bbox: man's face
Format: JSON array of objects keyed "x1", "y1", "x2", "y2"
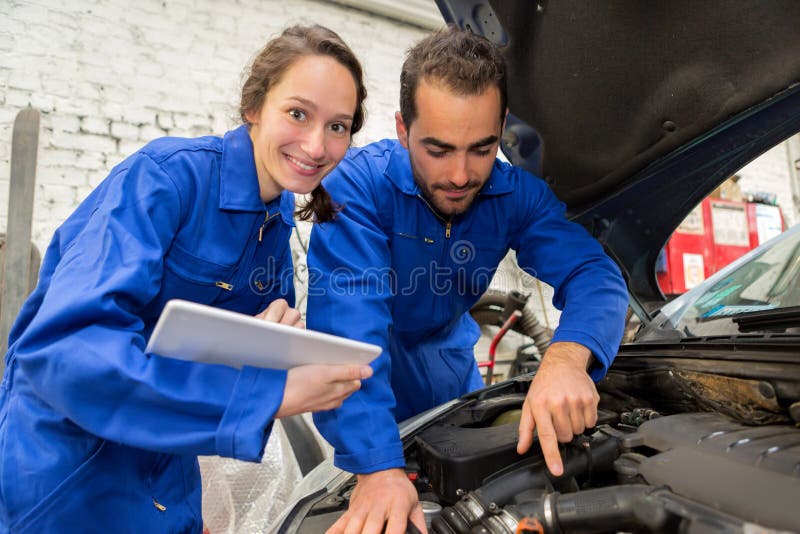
[{"x1": 396, "y1": 78, "x2": 504, "y2": 217}]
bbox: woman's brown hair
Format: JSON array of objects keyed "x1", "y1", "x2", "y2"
[{"x1": 240, "y1": 25, "x2": 367, "y2": 222}]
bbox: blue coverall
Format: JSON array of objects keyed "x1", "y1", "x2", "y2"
[
  {"x1": 307, "y1": 139, "x2": 629, "y2": 474},
  {"x1": 0, "y1": 125, "x2": 295, "y2": 533}
]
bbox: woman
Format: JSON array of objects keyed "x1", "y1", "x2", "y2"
[{"x1": 0, "y1": 25, "x2": 369, "y2": 533}]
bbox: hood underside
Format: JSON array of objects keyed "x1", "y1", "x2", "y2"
[{"x1": 436, "y1": 0, "x2": 800, "y2": 302}]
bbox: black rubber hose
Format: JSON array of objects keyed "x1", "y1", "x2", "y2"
[
  {"x1": 511, "y1": 485, "x2": 675, "y2": 533},
  {"x1": 469, "y1": 290, "x2": 552, "y2": 359},
  {"x1": 436, "y1": 436, "x2": 621, "y2": 533},
  {"x1": 431, "y1": 509, "x2": 465, "y2": 534},
  {"x1": 474, "y1": 435, "x2": 620, "y2": 506},
  {"x1": 472, "y1": 458, "x2": 549, "y2": 509},
  {"x1": 516, "y1": 309, "x2": 551, "y2": 354},
  {"x1": 498, "y1": 290, "x2": 529, "y2": 323}
]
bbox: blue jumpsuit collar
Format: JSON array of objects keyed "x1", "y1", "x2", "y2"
[
  {"x1": 277, "y1": 190, "x2": 296, "y2": 227},
  {"x1": 220, "y1": 125, "x2": 295, "y2": 227},
  {"x1": 382, "y1": 140, "x2": 515, "y2": 198}
]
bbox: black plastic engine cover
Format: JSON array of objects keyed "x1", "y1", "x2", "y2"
[
  {"x1": 414, "y1": 395, "x2": 533, "y2": 503},
  {"x1": 416, "y1": 421, "x2": 526, "y2": 504},
  {"x1": 628, "y1": 412, "x2": 800, "y2": 531},
  {"x1": 415, "y1": 394, "x2": 621, "y2": 504}
]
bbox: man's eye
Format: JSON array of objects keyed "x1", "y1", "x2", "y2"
[
  {"x1": 473, "y1": 149, "x2": 492, "y2": 157},
  {"x1": 428, "y1": 150, "x2": 447, "y2": 158},
  {"x1": 289, "y1": 109, "x2": 307, "y2": 121}
]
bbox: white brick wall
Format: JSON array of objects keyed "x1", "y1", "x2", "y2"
[
  {"x1": 1, "y1": 6, "x2": 431, "y2": 530},
  {"x1": 1, "y1": 0, "x2": 429, "y2": 252},
  {"x1": 738, "y1": 140, "x2": 799, "y2": 228},
  {"x1": 2, "y1": 0, "x2": 798, "y2": 319}
]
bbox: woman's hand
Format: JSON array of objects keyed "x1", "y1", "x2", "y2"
[
  {"x1": 255, "y1": 299, "x2": 373, "y2": 417},
  {"x1": 254, "y1": 299, "x2": 304, "y2": 327},
  {"x1": 277, "y1": 363, "x2": 373, "y2": 418}
]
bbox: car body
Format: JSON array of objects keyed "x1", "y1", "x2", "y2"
[{"x1": 273, "y1": 1, "x2": 800, "y2": 532}]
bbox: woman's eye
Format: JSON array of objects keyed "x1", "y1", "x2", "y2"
[
  {"x1": 289, "y1": 109, "x2": 306, "y2": 121},
  {"x1": 330, "y1": 123, "x2": 350, "y2": 134}
]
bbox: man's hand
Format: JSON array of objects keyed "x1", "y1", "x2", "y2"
[
  {"x1": 516, "y1": 342, "x2": 599, "y2": 477},
  {"x1": 255, "y1": 298, "x2": 303, "y2": 327},
  {"x1": 327, "y1": 468, "x2": 427, "y2": 534}
]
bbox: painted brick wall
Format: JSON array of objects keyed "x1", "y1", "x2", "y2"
[
  {"x1": 0, "y1": 0, "x2": 428, "y2": 253},
  {"x1": 2, "y1": 0, "x2": 797, "y2": 325},
  {"x1": 738, "y1": 141, "x2": 798, "y2": 228}
]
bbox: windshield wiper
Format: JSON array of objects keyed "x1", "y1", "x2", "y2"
[
  {"x1": 731, "y1": 306, "x2": 800, "y2": 333},
  {"x1": 635, "y1": 309, "x2": 691, "y2": 341}
]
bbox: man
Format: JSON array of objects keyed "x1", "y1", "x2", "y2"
[{"x1": 307, "y1": 28, "x2": 628, "y2": 534}]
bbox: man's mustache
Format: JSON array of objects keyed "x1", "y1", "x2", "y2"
[{"x1": 434, "y1": 182, "x2": 482, "y2": 192}]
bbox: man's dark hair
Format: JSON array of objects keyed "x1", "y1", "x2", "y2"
[{"x1": 400, "y1": 26, "x2": 507, "y2": 128}]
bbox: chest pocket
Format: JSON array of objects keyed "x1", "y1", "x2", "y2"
[
  {"x1": 160, "y1": 242, "x2": 237, "y2": 306},
  {"x1": 392, "y1": 231, "x2": 433, "y2": 284},
  {"x1": 460, "y1": 234, "x2": 507, "y2": 270}
]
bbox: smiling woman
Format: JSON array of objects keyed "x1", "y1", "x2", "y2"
[
  {"x1": 0, "y1": 25, "x2": 370, "y2": 534},
  {"x1": 246, "y1": 55, "x2": 358, "y2": 203},
  {"x1": 240, "y1": 25, "x2": 367, "y2": 222}
]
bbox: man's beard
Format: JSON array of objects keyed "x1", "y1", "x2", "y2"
[{"x1": 410, "y1": 157, "x2": 485, "y2": 218}]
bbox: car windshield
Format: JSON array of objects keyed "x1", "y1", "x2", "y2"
[{"x1": 657, "y1": 225, "x2": 800, "y2": 337}]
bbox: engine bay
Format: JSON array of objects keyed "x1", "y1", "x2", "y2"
[{"x1": 289, "y1": 370, "x2": 800, "y2": 533}]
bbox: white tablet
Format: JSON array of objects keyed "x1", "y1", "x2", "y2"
[{"x1": 145, "y1": 299, "x2": 381, "y2": 370}]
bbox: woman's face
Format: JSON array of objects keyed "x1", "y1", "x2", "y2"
[{"x1": 247, "y1": 54, "x2": 358, "y2": 202}]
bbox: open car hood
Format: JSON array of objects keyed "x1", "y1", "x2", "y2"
[{"x1": 435, "y1": 0, "x2": 800, "y2": 310}]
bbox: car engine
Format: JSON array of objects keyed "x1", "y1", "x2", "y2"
[{"x1": 290, "y1": 370, "x2": 800, "y2": 533}]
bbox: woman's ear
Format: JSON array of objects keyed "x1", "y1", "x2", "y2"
[{"x1": 244, "y1": 107, "x2": 260, "y2": 126}]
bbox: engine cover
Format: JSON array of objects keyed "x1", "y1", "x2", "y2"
[
  {"x1": 625, "y1": 413, "x2": 800, "y2": 531},
  {"x1": 414, "y1": 395, "x2": 531, "y2": 503},
  {"x1": 415, "y1": 394, "x2": 618, "y2": 503}
]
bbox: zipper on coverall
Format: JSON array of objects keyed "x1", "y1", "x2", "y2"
[{"x1": 417, "y1": 194, "x2": 452, "y2": 238}]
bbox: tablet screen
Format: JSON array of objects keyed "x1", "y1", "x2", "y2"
[{"x1": 145, "y1": 299, "x2": 381, "y2": 369}]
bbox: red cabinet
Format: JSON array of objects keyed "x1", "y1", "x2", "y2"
[{"x1": 657, "y1": 199, "x2": 785, "y2": 296}]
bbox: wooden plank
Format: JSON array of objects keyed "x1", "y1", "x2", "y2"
[{"x1": 1, "y1": 108, "x2": 40, "y2": 363}]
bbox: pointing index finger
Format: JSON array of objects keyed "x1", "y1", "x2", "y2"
[
  {"x1": 517, "y1": 403, "x2": 536, "y2": 455},
  {"x1": 533, "y1": 405, "x2": 564, "y2": 477}
]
